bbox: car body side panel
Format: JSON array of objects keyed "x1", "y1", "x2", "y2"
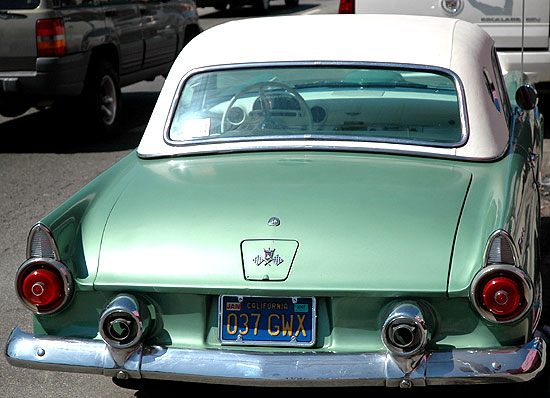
[
  {"x1": 448, "y1": 109, "x2": 541, "y2": 294},
  {"x1": 40, "y1": 152, "x2": 139, "y2": 290}
]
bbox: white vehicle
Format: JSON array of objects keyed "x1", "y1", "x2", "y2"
[{"x1": 339, "y1": 0, "x2": 550, "y2": 85}]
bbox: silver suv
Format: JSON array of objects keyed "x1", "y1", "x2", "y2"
[{"x1": 0, "y1": 0, "x2": 201, "y2": 134}]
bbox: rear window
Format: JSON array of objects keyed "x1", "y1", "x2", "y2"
[
  {"x1": 168, "y1": 65, "x2": 464, "y2": 148},
  {"x1": 0, "y1": 0, "x2": 39, "y2": 9}
]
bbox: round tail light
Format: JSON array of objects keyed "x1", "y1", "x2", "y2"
[
  {"x1": 16, "y1": 258, "x2": 73, "y2": 314},
  {"x1": 21, "y1": 269, "x2": 64, "y2": 307},
  {"x1": 482, "y1": 276, "x2": 521, "y2": 316},
  {"x1": 470, "y1": 265, "x2": 533, "y2": 323}
]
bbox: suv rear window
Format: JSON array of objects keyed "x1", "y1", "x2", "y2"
[
  {"x1": 168, "y1": 65, "x2": 464, "y2": 148},
  {"x1": 0, "y1": 0, "x2": 39, "y2": 9}
]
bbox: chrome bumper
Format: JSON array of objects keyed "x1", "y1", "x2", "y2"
[{"x1": 5, "y1": 327, "x2": 546, "y2": 387}]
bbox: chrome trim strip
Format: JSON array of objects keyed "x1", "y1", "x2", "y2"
[
  {"x1": 6, "y1": 327, "x2": 545, "y2": 387},
  {"x1": 162, "y1": 61, "x2": 469, "y2": 155},
  {"x1": 138, "y1": 141, "x2": 505, "y2": 163}
]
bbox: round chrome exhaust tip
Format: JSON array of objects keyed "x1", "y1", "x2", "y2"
[
  {"x1": 99, "y1": 294, "x2": 150, "y2": 349},
  {"x1": 382, "y1": 302, "x2": 430, "y2": 356}
]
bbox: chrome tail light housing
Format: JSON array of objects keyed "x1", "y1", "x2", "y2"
[
  {"x1": 470, "y1": 229, "x2": 534, "y2": 323},
  {"x1": 16, "y1": 224, "x2": 73, "y2": 314},
  {"x1": 16, "y1": 258, "x2": 74, "y2": 314},
  {"x1": 470, "y1": 265, "x2": 533, "y2": 323}
]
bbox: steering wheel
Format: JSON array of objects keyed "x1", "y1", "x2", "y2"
[{"x1": 221, "y1": 81, "x2": 313, "y2": 133}]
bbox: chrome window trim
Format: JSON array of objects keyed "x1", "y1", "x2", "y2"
[
  {"x1": 491, "y1": 47, "x2": 513, "y2": 125},
  {"x1": 162, "y1": 62, "x2": 470, "y2": 155}
]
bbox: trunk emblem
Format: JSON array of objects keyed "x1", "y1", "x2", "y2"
[
  {"x1": 241, "y1": 240, "x2": 298, "y2": 281},
  {"x1": 441, "y1": 0, "x2": 462, "y2": 15},
  {"x1": 253, "y1": 248, "x2": 284, "y2": 266}
]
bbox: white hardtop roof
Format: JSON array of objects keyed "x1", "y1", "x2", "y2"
[{"x1": 138, "y1": 14, "x2": 511, "y2": 160}]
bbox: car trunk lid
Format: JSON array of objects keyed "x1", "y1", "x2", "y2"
[{"x1": 94, "y1": 152, "x2": 471, "y2": 295}]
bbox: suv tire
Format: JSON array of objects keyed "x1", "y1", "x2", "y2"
[{"x1": 81, "y1": 59, "x2": 121, "y2": 135}]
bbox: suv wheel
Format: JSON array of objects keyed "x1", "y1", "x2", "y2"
[{"x1": 82, "y1": 60, "x2": 121, "y2": 135}]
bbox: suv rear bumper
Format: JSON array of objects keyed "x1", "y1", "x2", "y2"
[
  {"x1": 0, "y1": 53, "x2": 89, "y2": 100},
  {"x1": 5, "y1": 326, "x2": 546, "y2": 388}
]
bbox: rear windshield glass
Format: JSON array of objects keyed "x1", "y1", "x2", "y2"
[
  {"x1": 168, "y1": 66, "x2": 463, "y2": 147},
  {"x1": 0, "y1": 0, "x2": 39, "y2": 9}
]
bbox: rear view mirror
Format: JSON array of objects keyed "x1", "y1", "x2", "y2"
[{"x1": 515, "y1": 84, "x2": 538, "y2": 110}]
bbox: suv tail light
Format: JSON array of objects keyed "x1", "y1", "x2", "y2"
[
  {"x1": 36, "y1": 18, "x2": 67, "y2": 57},
  {"x1": 338, "y1": 0, "x2": 354, "y2": 14}
]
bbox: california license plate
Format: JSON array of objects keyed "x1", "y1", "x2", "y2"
[{"x1": 219, "y1": 295, "x2": 316, "y2": 346}]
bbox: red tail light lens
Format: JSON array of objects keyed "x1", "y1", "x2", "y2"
[
  {"x1": 21, "y1": 269, "x2": 63, "y2": 307},
  {"x1": 338, "y1": 0, "x2": 354, "y2": 14},
  {"x1": 482, "y1": 276, "x2": 521, "y2": 316},
  {"x1": 470, "y1": 265, "x2": 533, "y2": 323},
  {"x1": 16, "y1": 258, "x2": 73, "y2": 314},
  {"x1": 36, "y1": 18, "x2": 67, "y2": 56}
]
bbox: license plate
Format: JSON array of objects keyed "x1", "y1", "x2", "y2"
[{"x1": 219, "y1": 295, "x2": 316, "y2": 346}]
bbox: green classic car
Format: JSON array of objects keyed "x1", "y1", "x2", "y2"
[{"x1": 5, "y1": 14, "x2": 546, "y2": 388}]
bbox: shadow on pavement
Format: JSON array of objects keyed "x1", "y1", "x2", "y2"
[
  {"x1": 199, "y1": 2, "x2": 317, "y2": 18},
  {"x1": 0, "y1": 91, "x2": 158, "y2": 154}
]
